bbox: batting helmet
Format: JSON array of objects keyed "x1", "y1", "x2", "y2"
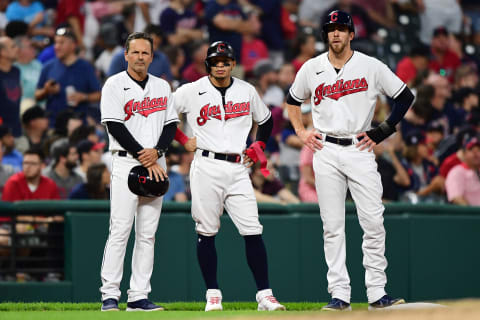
[
  {"x1": 322, "y1": 10, "x2": 355, "y2": 42},
  {"x1": 128, "y1": 165, "x2": 169, "y2": 197},
  {"x1": 204, "y1": 41, "x2": 235, "y2": 73}
]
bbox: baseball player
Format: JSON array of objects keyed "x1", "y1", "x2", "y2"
[
  {"x1": 173, "y1": 41, "x2": 285, "y2": 312},
  {"x1": 286, "y1": 11, "x2": 415, "y2": 310},
  {"x1": 99, "y1": 32, "x2": 179, "y2": 312}
]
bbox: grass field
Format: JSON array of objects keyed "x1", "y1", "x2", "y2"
[
  {"x1": 2, "y1": 300, "x2": 480, "y2": 320},
  {"x1": 0, "y1": 302, "x2": 367, "y2": 320}
]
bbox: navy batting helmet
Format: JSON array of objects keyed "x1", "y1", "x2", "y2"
[
  {"x1": 128, "y1": 165, "x2": 169, "y2": 197},
  {"x1": 205, "y1": 41, "x2": 235, "y2": 73},
  {"x1": 322, "y1": 10, "x2": 355, "y2": 42}
]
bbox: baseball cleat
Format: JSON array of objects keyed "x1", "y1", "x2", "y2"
[
  {"x1": 205, "y1": 289, "x2": 223, "y2": 311},
  {"x1": 101, "y1": 298, "x2": 119, "y2": 311},
  {"x1": 256, "y1": 289, "x2": 286, "y2": 311},
  {"x1": 369, "y1": 295, "x2": 405, "y2": 310},
  {"x1": 126, "y1": 299, "x2": 164, "y2": 311},
  {"x1": 322, "y1": 298, "x2": 352, "y2": 311}
]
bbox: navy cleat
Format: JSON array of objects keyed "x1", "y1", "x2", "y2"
[
  {"x1": 101, "y1": 298, "x2": 119, "y2": 311},
  {"x1": 369, "y1": 295, "x2": 405, "y2": 310},
  {"x1": 126, "y1": 299, "x2": 164, "y2": 311},
  {"x1": 322, "y1": 298, "x2": 352, "y2": 311}
]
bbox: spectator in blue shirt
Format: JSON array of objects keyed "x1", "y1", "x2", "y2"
[
  {"x1": 204, "y1": 0, "x2": 256, "y2": 64},
  {"x1": 5, "y1": 0, "x2": 53, "y2": 39},
  {"x1": 0, "y1": 126, "x2": 23, "y2": 172},
  {"x1": 160, "y1": 0, "x2": 203, "y2": 47},
  {"x1": 163, "y1": 150, "x2": 187, "y2": 202},
  {"x1": 0, "y1": 36, "x2": 22, "y2": 137},
  {"x1": 35, "y1": 27, "x2": 101, "y2": 128}
]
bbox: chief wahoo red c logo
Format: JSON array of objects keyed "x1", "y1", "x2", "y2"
[
  {"x1": 331, "y1": 11, "x2": 338, "y2": 22},
  {"x1": 217, "y1": 43, "x2": 226, "y2": 53}
]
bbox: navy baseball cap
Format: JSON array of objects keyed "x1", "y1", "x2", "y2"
[
  {"x1": 426, "y1": 122, "x2": 444, "y2": 133},
  {"x1": 464, "y1": 136, "x2": 480, "y2": 150},
  {"x1": 77, "y1": 139, "x2": 105, "y2": 156},
  {"x1": 405, "y1": 130, "x2": 426, "y2": 146}
]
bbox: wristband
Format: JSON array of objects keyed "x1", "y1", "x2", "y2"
[{"x1": 174, "y1": 128, "x2": 189, "y2": 146}]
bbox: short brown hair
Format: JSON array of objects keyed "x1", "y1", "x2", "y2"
[{"x1": 125, "y1": 32, "x2": 153, "y2": 53}]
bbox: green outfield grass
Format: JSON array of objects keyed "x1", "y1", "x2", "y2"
[{"x1": 0, "y1": 302, "x2": 370, "y2": 319}]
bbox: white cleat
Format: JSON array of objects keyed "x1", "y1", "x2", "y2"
[
  {"x1": 256, "y1": 289, "x2": 286, "y2": 311},
  {"x1": 205, "y1": 289, "x2": 223, "y2": 311}
]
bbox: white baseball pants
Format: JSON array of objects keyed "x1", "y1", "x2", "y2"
[
  {"x1": 190, "y1": 150, "x2": 263, "y2": 236},
  {"x1": 100, "y1": 154, "x2": 165, "y2": 302},
  {"x1": 313, "y1": 140, "x2": 387, "y2": 304}
]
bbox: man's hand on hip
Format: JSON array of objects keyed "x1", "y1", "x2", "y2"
[{"x1": 298, "y1": 129, "x2": 323, "y2": 151}]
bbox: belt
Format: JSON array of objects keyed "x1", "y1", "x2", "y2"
[
  {"x1": 115, "y1": 150, "x2": 135, "y2": 158},
  {"x1": 324, "y1": 135, "x2": 355, "y2": 146},
  {"x1": 201, "y1": 150, "x2": 241, "y2": 163}
]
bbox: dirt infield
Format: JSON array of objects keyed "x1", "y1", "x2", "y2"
[{"x1": 234, "y1": 299, "x2": 480, "y2": 320}]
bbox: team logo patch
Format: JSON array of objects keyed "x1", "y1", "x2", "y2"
[
  {"x1": 197, "y1": 101, "x2": 250, "y2": 126},
  {"x1": 124, "y1": 97, "x2": 168, "y2": 121},
  {"x1": 313, "y1": 77, "x2": 368, "y2": 105}
]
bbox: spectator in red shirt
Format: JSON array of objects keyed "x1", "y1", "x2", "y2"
[
  {"x1": 55, "y1": 0, "x2": 85, "y2": 48},
  {"x1": 396, "y1": 45, "x2": 430, "y2": 87},
  {"x1": 445, "y1": 136, "x2": 480, "y2": 206},
  {"x1": 2, "y1": 148, "x2": 60, "y2": 201},
  {"x1": 241, "y1": 12, "x2": 269, "y2": 76},
  {"x1": 291, "y1": 31, "x2": 316, "y2": 73},
  {"x1": 428, "y1": 26, "x2": 461, "y2": 83},
  {"x1": 439, "y1": 126, "x2": 478, "y2": 178}
]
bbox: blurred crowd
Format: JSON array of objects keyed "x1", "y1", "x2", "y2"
[{"x1": 0, "y1": 0, "x2": 480, "y2": 208}]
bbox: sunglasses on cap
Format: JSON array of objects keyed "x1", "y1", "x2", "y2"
[{"x1": 55, "y1": 28, "x2": 76, "y2": 41}]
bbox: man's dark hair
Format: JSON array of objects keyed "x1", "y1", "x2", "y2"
[
  {"x1": 69, "y1": 125, "x2": 96, "y2": 146},
  {"x1": 409, "y1": 45, "x2": 430, "y2": 58},
  {"x1": 144, "y1": 24, "x2": 163, "y2": 38},
  {"x1": 125, "y1": 32, "x2": 153, "y2": 53},
  {"x1": 412, "y1": 85, "x2": 435, "y2": 120},
  {"x1": 5, "y1": 21, "x2": 29, "y2": 38},
  {"x1": 52, "y1": 141, "x2": 72, "y2": 165},
  {"x1": 24, "y1": 148, "x2": 45, "y2": 162}
]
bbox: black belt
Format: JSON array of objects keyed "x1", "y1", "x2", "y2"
[
  {"x1": 117, "y1": 151, "x2": 129, "y2": 157},
  {"x1": 201, "y1": 150, "x2": 241, "y2": 163},
  {"x1": 324, "y1": 135, "x2": 355, "y2": 146}
]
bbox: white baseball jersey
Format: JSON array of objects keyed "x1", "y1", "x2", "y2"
[
  {"x1": 101, "y1": 71, "x2": 179, "y2": 150},
  {"x1": 289, "y1": 51, "x2": 406, "y2": 136},
  {"x1": 99, "y1": 71, "x2": 177, "y2": 302},
  {"x1": 289, "y1": 51, "x2": 409, "y2": 304},
  {"x1": 173, "y1": 76, "x2": 271, "y2": 155}
]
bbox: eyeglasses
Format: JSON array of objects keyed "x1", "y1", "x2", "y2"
[{"x1": 23, "y1": 161, "x2": 41, "y2": 166}]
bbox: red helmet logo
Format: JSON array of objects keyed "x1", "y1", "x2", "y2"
[
  {"x1": 139, "y1": 176, "x2": 146, "y2": 184},
  {"x1": 331, "y1": 12, "x2": 338, "y2": 22},
  {"x1": 217, "y1": 43, "x2": 226, "y2": 53}
]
